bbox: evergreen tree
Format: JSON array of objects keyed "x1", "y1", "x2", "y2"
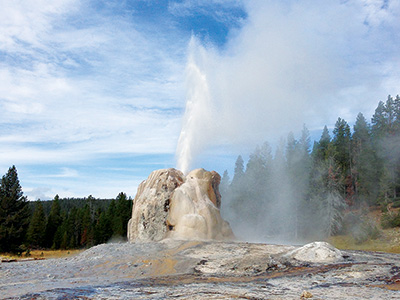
[
  {"x1": 94, "y1": 211, "x2": 112, "y2": 244},
  {"x1": 268, "y1": 138, "x2": 293, "y2": 237},
  {"x1": 220, "y1": 170, "x2": 230, "y2": 198},
  {"x1": 0, "y1": 166, "x2": 30, "y2": 253},
  {"x1": 371, "y1": 96, "x2": 400, "y2": 202},
  {"x1": 311, "y1": 158, "x2": 347, "y2": 236},
  {"x1": 231, "y1": 155, "x2": 245, "y2": 186},
  {"x1": 286, "y1": 132, "x2": 297, "y2": 166},
  {"x1": 52, "y1": 211, "x2": 67, "y2": 249},
  {"x1": 67, "y1": 207, "x2": 80, "y2": 249},
  {"x1": 352, "y1": 113, "x2": 379, "y2": 205},
  {"x1": 332, "y1": 117, "x2": 353, "y2": 205},
  {"x1": 394, "y1": 95, "x2": 400, "y2": 133},
  {"x1": 228, "y1": 155, "x2": 247, "y2": 226},
  {"x1": 371, "y1": 101, "x2": 387, "y2": 140},
  {"x1": 26, "y1": 200, "x2": 47, "y2": 248},
  {"x1": 80, "y1": 205, "x2": 94, "y2": 247},
  {"x1": 312, "y1": 125, "x2": 331, "y2": 162},
  {"x1": 289, "y1": 125, "x2": 311, "y2": 239},
  {"x1": 332, "y1": 117, "x2": 352, "y2": 174},
  {"x1": 244, "y1": 143, "x2": 271, "y2": 229},
  {"x1": 114, "y1": 192, "x2": 132, "y2": 238},
  {"x1": 44, "y1": 195, "x2": 62, "y2": 248}
]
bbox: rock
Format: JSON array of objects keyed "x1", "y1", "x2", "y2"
[
  {"x1": 284, "y1": 241, "x2": 343, "y2": 263},
  {"x1": 127, "y1": 168, "x2": 185, "y2": 242},
  {"x1": 300, "y1": 290, "x2": 313, "y2": 298},
  {"x1": 127, "y1": 168, "x2": 234, "y2": 242}
]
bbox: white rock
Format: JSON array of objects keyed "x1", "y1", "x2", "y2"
[
  {"x1": 127, "y1": 168, "x2": 234, "y2": 242},
  {"x1": 284, "y1": 241, "x2": 343, "y2": 263}
]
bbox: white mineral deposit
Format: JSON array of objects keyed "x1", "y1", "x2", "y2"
[{"x1": 127, "y1": 168, "x2": 234, "y2": 242}]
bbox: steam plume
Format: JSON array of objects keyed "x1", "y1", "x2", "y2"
[
  {"x1": 176, "y1": 1, "x2": 398, "y2": 172},
  {"x1": 176, "y1": 37, "x2": 214, "y2": 174}
]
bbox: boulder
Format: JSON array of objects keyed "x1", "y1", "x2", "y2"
[
  {"x1": 127, "y1": 168, "x2": 234, "y2": 242},
  {"x1": 284, "y1": 241, "x2": 343, "y2": 263}
]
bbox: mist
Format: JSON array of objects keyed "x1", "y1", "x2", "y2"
[
  {"x1": 176, "y1": 1, "x2": 399, "y2": 171},
  {"x1": 176, "y1": 1, "x2": 400, "y2": 242}
]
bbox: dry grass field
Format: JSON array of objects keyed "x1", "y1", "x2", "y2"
[
  {"x1": 1, "y1": 249, "x2": 83, "y2": 261},
  {"x1": 328, "y1": 207, "x2": 400, "y2": 254}
]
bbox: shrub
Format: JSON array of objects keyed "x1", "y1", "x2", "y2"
[
  {"x1": 381, "y1": 211, "x2": 400, "y2": 229},
  {"x1": 352, "y1": 219, "x2": 381, "y2": 244},
  {"x1": 391, "y1": 200, "x2": 400, "y2": 209},
  {"x1": 342, "y1": 212, "x2": 381, "y2": 244},
  {"x1": 350, "y1": 218, "x2": 381, "y2": 244}
]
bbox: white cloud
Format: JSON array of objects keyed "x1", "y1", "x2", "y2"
[
  {"x1": 0, "y1": 0, "x2": 186, "y2": 162},
  {"x1": 0, "y1": 0, "x2": 188, "y2": 197},
  {"x1": 168, "y1": 0, "x2": 245, "y2": 26}
]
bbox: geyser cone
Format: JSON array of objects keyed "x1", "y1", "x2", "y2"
[{"x1": 127, "y1": 168, "x2": 234, "y2": 242}]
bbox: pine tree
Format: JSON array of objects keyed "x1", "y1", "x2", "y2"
[
  {"x1": 332, "y1": 117, "x2": 352, "y2": 174},
  {"x1": 244, "y1": 143, "x2": 271, "y2": 229},
  {"x1": 311, "y1": 158, "x2": 347, "y2": 236},
  {"x1": 371, "y1": 101, "x2": 387, "y2": 140},
  {"x1": 114, "y1": 192, "x2": 132, "y2": 238},
  {"x1": 269, "y1": 138, "x2": 292, "y2": 237},
  {"x1": 44, "y1": 195, "x2": 62, "y2": 248},
  {"x1": 80, "y1": 205, "x2": 93, "y2": 247},
  {"x1": 288, "y1": 125, "x2": 311, "y2": 239},
  {"x1": 94, "y1": 211, "x2": 112, "y2": 244},
  {"x1": 312, "y1": 125, "x2": 331, "y2": 162},
  {"x1": 352, "y1": 113, "x2": 379, "y2": 205},
  {"x1": 220, "y1": 170, "x2": 230, "y2": 198},
  {"x1": 108, "y1": 199, "x2": 121, "y2": 237},
  {"x1": 67, "y1": 207, "x2": 80, "y2": 249},
  {"x1": 227, "y1": 155, "x2": 249, "y2": 238},
  {"x1": 52, "y1": 211, "x2": 67, "y2": 249},
  {"x1": 332, "y1": 117, "x2": 353, "y2": 205},
  {"x1": 371, "y1": 96, "x2": 400, "y2": 203},
  {"x1": 26, "y1": 200, "x2": 47, "y2": 248},
  {"x1": 0, "y1": 166, "x2": 30, "y2": 253},
  {"x1": 231, "y1": 155, "x2": 245, "y2": 186}
]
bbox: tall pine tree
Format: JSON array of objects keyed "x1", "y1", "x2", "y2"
[
  {"x1": 26, "y1": 200, "x2": 47, "y2": 248},
  {"x1": 352, "y1": 113, "x2": 379, "y2": 205},
  {"x1": 44, "y1": 194, "x2": 62, "y2": 248},
  {"x1": 0, "y1": 166, "x2": 30, "y2": 253}
]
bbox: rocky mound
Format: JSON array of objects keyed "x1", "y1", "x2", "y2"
[
  {"x1": 284, "y1": 241, "x2": 344, "y2": 263},
  {"x1": 127, "y1": 168, "x2": 234, "y2": 242}
]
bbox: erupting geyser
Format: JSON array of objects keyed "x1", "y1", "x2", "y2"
[
  {"x1": 127, "y1": 168, "x2": 234, "y2": 242},
  {"x1": 176, "y1": 37, "x2": 214, "y2": 174}
]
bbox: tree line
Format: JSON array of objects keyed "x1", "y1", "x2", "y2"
[
  {"x1": 221, "y1": 95, "x2": 400, "y2": 242},
  {"x1": 0, "y1": 166, "x2": 132, "y2": 253}
]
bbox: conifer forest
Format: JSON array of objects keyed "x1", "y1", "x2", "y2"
[
  {"x1": 221, "y1": 95, "x2": 400, "y2": 242},
  {"x1": 1, "y1": 95, "x2": 400, "y2": 252}
]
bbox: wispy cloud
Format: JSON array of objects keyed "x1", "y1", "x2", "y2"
[
  {"x1": 0, "y1": 0, "x2": 189, "y2": 198},
  {"x1": 0, "y1": 0, "x2": 185, "y2": 158}
]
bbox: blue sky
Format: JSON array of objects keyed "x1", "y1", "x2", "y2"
[{"x1": 1, "y1": 0, "x2": 399, "y2": 200}]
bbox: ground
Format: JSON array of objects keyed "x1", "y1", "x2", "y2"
[
  {"x1": 1, "y1": 208, "x2": 400, "y2": 299},
  {"x1": 1, "y1": 240, "x2": 400, "y2": 299}
]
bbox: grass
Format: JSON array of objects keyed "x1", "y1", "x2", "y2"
[
  {"x1": 327, "y1": 228, "x2": 400, "y2": 254},
  {"x1": 1, "y1": 249, "x2": 83, "y2": 260},
  {"x1": 326, "y1": 206, "x2": 400, "y2": 254}
]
